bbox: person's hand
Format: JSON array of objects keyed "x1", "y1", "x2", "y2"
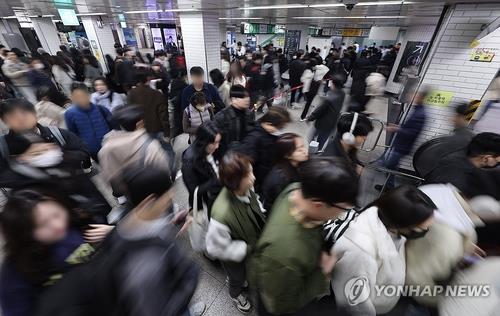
[
  {"x1": 386, "y1": 123, "x2": 400, "y2": 133},
  {"x1": 319, "y1": 250, "x2": 337, "y2": 277},
  {"x1": 84, "y1": 224, "x2": 114, "y2": 243},
  {"x1": 176, "y1": 215, "x2": 193, "y2": 238}
]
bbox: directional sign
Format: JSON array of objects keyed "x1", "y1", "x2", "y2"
[{"x1": 394, "y1": 41, "x2": 429, "y2": 83}]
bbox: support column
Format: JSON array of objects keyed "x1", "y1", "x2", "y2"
[
  {"x1": 80, "y1": 16, "x2": 117, "y2": 72},
  {"x1": 179, "y1": 11, "x2": 221, "y2": 81},
  {"x1": 31, "y1": 17, "x2": 61, "y2": 55}
]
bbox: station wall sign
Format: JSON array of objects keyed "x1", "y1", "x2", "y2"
[
  {"x1": 469, "y1": 48, "x2": 496, "y2": 62},
  {"x1": 425, "y1": 90, "x2": 454, "y2": 107}
]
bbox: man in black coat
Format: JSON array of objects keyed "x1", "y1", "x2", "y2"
[
  {"x1": 213, "y1": 85, "x2": 255, "y2": 155},
  {"x1": 237, "y1": 107, "x2": 291, "y2": 193},
  {"x1": 289, "y1": 50, "x2": 306, "y2": 105},
  {"x1": 306, "y1": 75, "x2": 346, "y2": 150}
]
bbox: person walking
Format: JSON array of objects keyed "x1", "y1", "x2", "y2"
[
  {"x1": 206, "y1": 152, "x2": 266, "y2": 313},
  {"x1": 289, "y1": 50, "x2": 306, "y2": 107},
  {"x1": 213, "y1": 85, "x2": 255, "y2": 155},
  {"x1": 51, "y1": 56, "x2": 75, "y2": 97},
  {"x1": 305, "y1": 74, "x2": 346, "y2": 149},
  {"x1": 183, "y1": 91, "x2": 214, "y2": 143},
  {"x1": 90, "y1": 77, "x2": 125, "y2": 112},
  {"x1": 261, "y1": 133, "x2": 309, "y2": 212},
  {"x1": 2, "y1": 51, "x2": 35, "y2": 103},
  {"x1": 65, "y1": 83, "x2": 116, "y2": 161}
]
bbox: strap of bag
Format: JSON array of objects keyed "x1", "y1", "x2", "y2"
[
  {"x1": 138, "y1": 136, "x2": 154, "y2": 166},
  {"x1": 47, "y1": 126, "x2": 66, "y2": 146},
  {"x1": 192, "y1": 186, "x2": 200, "y2": 217},
  {"x1": 0, "y1": 135, "x2": 8, "y2": 161}
]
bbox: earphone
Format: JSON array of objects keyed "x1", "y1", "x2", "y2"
[{"x1": 342, "y1": 112, "x2": 359, "y2": 145}]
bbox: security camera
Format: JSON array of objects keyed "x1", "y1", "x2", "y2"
[
  {"x1": 338, "y1": 0, "x2": 358, "y2": 11},
  {"x1": 345, "y1": 3, "x2": 356, "y2": 11}
]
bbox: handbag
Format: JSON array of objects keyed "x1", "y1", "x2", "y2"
[{"x1": 188, "y1": 186, "x2": 209, "y2": 252}]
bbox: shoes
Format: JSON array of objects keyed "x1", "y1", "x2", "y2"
[
  {"x1": 231, "y1": 294, "x2": 252, "y2": 313},
  {"x1": 225, "y1": 277, "x2": 249, "y2": 289},
  {"x1": 189, "y1": 302, "x2": 206, "y2": 316}
]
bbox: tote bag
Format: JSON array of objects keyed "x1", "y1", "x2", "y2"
[{"x1": 188, "y1": 186, "x2": 210, "y2": 252}]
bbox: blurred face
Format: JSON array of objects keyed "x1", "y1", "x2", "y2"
[
  {"x1": 71, "y1": 89, "x2": 91, "y2": 108},
  {"x1": 231, "y1": 96, "x2": 250, "y2": 110},
  {"x1": 230, "y1": 63, "x2": 239, "y2": 75},
  {"x1": 206, "y1": 133, "x2": 221, "y2": 155},
  {"x1": 290, "y1": 189, "x2": 353, "y2": 221},
  {"x1": 238, "y1": 164, "x2": 255, "y2": 193},
  {"x1": 6, "y1": 52, "x2": 17, "y2": 61},
  {"x1": 288, "y1": 137, "x2": 308, "y2": 164},
  {"x1": 191, "y1": 74, "x2": 204, "y2": 87},
  {"x1": 32, "y1": 201, "x2": 69, "y2": 244},
  {"x1": 479, "y1": 154, "x2": 500, "y2": 168},
  {"x1": 355, "y1": 135, "x2": 368, "y2": 148},
  {"x1": 94, "y1": 80, "x2": 108, "y2": 94},
  {"x1": 2, "y1": 109, "x2": 37, "y2": 131}
]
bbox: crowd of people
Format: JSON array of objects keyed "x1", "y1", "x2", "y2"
[{"x1": 0, "y1": 37, "x2": 498, "y2": 316}]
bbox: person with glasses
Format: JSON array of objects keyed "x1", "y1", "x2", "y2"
[
  {"x1": 249, "y1": 157, "x2": 359, "y2": 316},
  {"x1": 331, "y1": 185, "x2": 435, "y2": 316}
]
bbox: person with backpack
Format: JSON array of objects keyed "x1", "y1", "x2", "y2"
[
  {"x1": 90, "y1": 77, "x2": 125, "y2": 112},
  {"x1": 65, "y1": 83, "x2": 117, "y2": 161},
  {"x1": 183, "y1": 91, "x2": 214, "y2": 143}
]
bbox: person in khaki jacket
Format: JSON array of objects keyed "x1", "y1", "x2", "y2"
[{"x1": 98, "y1": 105, "x2": 171, "y2": 199}]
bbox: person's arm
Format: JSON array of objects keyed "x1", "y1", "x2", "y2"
[
  {"x1": 64, "y1": 111, "x2": 78, "y2": 135},
  {"x1": 59, "y1": 128, "x2": 91, "y2": 168},
  {"x1": 118, "y1": 242, "x2": 199, "y2": 316},
  {"x1": 2, "y1": 64, "x2": 27, "y2": 79},
  {"x1": 180, "y1": 87, "x2": 190, "y2": 111},
  {"x1": 206, "y1": 219, "x2": 247, "y2": 262},
  {"x1": 331, "y1": 249, "x2": 378, "y2": 316},
  {"x1": 157, "y1": 94, "x2": 170, "y2": 137}
]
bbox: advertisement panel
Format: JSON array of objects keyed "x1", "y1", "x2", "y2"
[
  {"x1": 151, "y1": 27, "x2": 164, "y2": 51},
  {"x1": 163, "y1": 28, "x2": 178, "y2": 52}
]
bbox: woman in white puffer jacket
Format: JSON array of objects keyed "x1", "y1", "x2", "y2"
[{"x1": 331, "y1": 186, "x2": 435, "y2": 316}]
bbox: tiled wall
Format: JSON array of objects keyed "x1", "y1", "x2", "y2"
[{"x1": 398, "y1": 3, "x2": 500, "y2": 170}]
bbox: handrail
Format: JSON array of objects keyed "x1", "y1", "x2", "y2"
[
  {"x1": 364, "y1": 164, "x2": 425, "y2": 182},
  {"x1": 359, "y1": 117, "x2": 385, "y2": 152}
]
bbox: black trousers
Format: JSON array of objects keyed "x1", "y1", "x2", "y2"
[
  {"x1": 301, "y1": 80, "x2": 321, "y2": 119},
  {"x1": 222, "y1": 261, "x2": 246, "y2": 298},
  {"x1": 290, "y1": 86, "x2": 303, "y2": 104}
]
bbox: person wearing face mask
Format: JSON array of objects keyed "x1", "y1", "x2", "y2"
[
  {"x1": 206, "y1": 152, "x2": 266, "y2": 313},
  {"x1": 425, "y1": 132, "x2": 500, "y2": 199},
  {"x1": 182, "y1": 91, "x2": 214, "y2": 144},
  {"x1": 90, "y1": 77, "x2": 125, "y2": 113},
  {"x1": 0, "y1": 188, "x2": 113, "y2": 316},
  {"x1": 213, "y1": 85, "x2": 255, "y2": 155},
  {"x1": 261, "y1": 133, "x2": 309, "y2": 212},
  {"x1": 331, "y1": 185, "x2": 435, "y2": 316},
  {"x1": 322, "y1": 112, "x2": 373, "y2": 175},
  {"x1": 237, "y1": 106, "x2": 291, "y2": 194}
]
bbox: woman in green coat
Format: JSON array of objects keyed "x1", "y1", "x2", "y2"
[{"x1": 206, "y1": 151, "x2": 266, "y2": 313}]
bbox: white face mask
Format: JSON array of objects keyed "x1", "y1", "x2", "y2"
[
  {"x1": 271, "y1": 129, "x2": 285, "y2": 136},
  {"x1": 26, "y1": 148, "x2": 63, "y2": 168}
]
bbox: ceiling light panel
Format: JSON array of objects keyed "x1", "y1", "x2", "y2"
[
  {"x1": 240, "y1": 4, "x2": 306, "y2": 10},
  {"x1": 219, "y1": 17, "x2": 264, "y2": 20}
]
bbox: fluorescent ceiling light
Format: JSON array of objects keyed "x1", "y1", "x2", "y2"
[
  {"x1": 164, "y1": 8, "x2": 198, "y2": 12},
  {"x1": 357, "y1": 1, "x2": 414, "y2": 5},
  {"x1": 52, "y1": 19, "x2": 62, "y2": 22},
  {"x1": 2, "y1": 16, "x2": 18, "y2": 19},
  {"x1": 76, "y1": 12, "x2": 107, "y2": 16},
  {"x1": 42, "y1": 14, "x2": 55, "y2": 17},
  {"x1": 294, "y1": 15, "x2": 407, "y2": 19},
  {"x1": 308, "y1": 4, "x2": 344, "y2": 8},
  {"x1": 124, "y1": 10, "x2": 162, "y2": 14},
  {"x1": 219, "y1": 17, "x2": 263, "y2": 20},
  {"x1": 240, "y1": 4, "x2": 306, "y2": 10}
]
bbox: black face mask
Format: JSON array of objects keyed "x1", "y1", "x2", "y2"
[{"x1": 400, "y1": 228, "x2": 429, "y2": 240}]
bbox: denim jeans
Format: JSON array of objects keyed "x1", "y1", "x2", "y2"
[{"x1": 383, "y1": 150, "x2": 404, "y2": 188}]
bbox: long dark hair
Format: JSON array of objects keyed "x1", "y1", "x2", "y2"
[
  {"x1": 192, "y1": 122, "x2": 221, "y2": 161},
  {"x1": 0, "y1": 189, "x2": 87, "y2": 284},
  {"x1": 209, "y1": 69, "x2": 225, "y2": 88},
  {"x1": 274, "y1": 133, "x2": 301, "y2": 178},
  {"x1": 226, "y1": 60, "x2": 244, "y2": 83}
]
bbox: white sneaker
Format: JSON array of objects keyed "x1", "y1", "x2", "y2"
[
  {"x1": 231, "y1": 294, "x2": 252, "y2": 313},
  {"x1": 189, "y1": 302, "x2": 206, "y2": 316}
]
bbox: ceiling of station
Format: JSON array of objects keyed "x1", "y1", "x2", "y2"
[{"x1": 0, "y1": 0, "x2": 498, "y2": 27}]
